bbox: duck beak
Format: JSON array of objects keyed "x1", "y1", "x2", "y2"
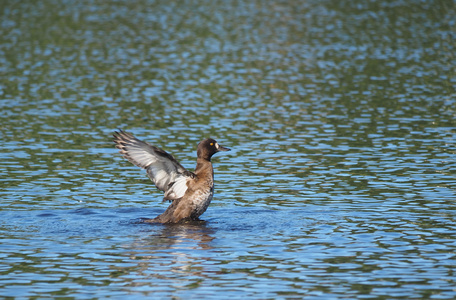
[{"x1": 217, "y1": 144, "x2": 231, "y2": 152}]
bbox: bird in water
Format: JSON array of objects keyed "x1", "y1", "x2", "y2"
[{"x1": 113, "y1": 130, "x2": 230, "y2": 224}]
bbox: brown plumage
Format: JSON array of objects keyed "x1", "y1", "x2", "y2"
[{"x1": 113, "y1": 130, "x2": 230, "y2": 223}]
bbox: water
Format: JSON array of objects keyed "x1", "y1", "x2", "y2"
[{"x1": 1, "y1": 0, "x2": 455, "y2": 298}]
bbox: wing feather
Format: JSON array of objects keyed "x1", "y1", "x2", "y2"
[{"x1": 113, "y1": 130, "x2": 194, "y2": 200}]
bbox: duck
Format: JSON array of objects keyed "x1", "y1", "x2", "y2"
[{"x1": 113, "y1": 130, "x2": 230, "y2": 224}]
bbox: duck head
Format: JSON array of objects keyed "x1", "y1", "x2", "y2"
[{"x1": 197, "y1": 138, "x2": 230, "y2": 161}]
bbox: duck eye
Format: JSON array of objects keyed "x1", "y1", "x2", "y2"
[{"x1": 210, "y1": 142, "x2": 214, "y2": 146}]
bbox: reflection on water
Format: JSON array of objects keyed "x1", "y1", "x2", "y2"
[
  {"x1": 119, "y1": 221, "x2": 217, "y2": 292},
  {"x1": 133, "y1": 220, "x2": 216, "y2": 251},
  {"x1": 1, "y1": 0, "x2": 455, "y2": 298}
]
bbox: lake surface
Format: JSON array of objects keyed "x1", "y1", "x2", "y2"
[{"x1": 1, "y1": 0, "x2": 455, "y2": 298}]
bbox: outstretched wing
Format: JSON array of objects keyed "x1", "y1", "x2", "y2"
[{"x1": 113, "y1": 130, "x2": 194, "y2": 201}]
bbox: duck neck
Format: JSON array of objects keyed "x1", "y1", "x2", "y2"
[{"x1": 195, "y1": 158, "x2": 213, "y2": 175}]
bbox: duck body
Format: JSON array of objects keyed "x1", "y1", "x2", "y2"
[{"x1": 113, "y1": 130, "x2": 230, "y2": 224}]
